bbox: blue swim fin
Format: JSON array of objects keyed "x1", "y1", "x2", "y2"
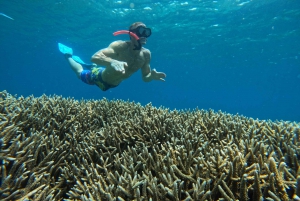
[
  {"x1": 58, "y1": 43, "x2": 73, "y2": 55},
  {"x1": 58, "y1": 43, "x2": 94, "y2": 68},
  {"x1": 72, "y1": 55, "x2": 94, "y2": 68}
]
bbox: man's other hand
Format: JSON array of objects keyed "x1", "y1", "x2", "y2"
[{"x1": 151, "y1": 69, "x2": 166, "y2": 81}]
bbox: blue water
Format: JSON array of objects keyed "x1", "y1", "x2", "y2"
[{"x1": 0, "y1": 0, "x2": 299, "y2": 121}]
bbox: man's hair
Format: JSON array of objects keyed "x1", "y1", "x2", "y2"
[{"x1": 129, "y1": 22, "x2": 145, "y2": 31}]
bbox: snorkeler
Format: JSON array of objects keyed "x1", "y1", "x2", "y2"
[{"x1": 58, "y1": 22, "x2": 166, "y2": 91}]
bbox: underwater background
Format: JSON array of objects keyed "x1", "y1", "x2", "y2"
[{"x1": 0, "y1": 0, "x2": 299, "y2": 122}]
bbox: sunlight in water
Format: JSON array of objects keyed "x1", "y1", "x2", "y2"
[{"x1": 0, "y1": 12, "x2": 14, "y2": 20}]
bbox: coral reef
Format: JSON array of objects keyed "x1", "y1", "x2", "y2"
[{"x1": 0, "y1": 90, "x2": 299, "y2": 201}]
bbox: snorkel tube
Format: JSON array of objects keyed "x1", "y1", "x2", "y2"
[{"x1": 113, "y1": 30, "x2": 141, "y2": 50}]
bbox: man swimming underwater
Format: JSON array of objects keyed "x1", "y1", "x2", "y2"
[{"x1": 59, "y1": 22, "x2": 166, "y2": 91}]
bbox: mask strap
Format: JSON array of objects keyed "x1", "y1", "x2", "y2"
[{"x1": 133, "y1": 40, "x2": 141, "y2": 50}]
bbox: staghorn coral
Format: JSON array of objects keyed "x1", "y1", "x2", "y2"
[{"x1": 0, "y1": 90, "x2": 299, "y2": 201}]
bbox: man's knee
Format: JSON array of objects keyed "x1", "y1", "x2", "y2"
[{"x1": 76, "y1": 70, "x2": 82, "y2": 79}]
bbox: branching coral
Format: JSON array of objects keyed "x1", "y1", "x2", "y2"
[{"x1": 0, "y1": 91, "x2": 299, "y2": 200}]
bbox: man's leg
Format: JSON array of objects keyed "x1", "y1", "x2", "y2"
[{"x1": 65, "y1": 55, "x2": 83, "y2": 79}]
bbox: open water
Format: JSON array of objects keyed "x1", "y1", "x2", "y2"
[{"x1": 0, "y1": 0, "x2": 299, "y2": 121}]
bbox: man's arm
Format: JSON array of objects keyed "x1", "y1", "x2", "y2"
[
  {"x1": 141, "y1": 50, "x2": 166, "y2": 82},
  {"x1": 91, "y1": 41, "x2": 128, "y2": 73},
  {"x1": 91, "y1": 41, "x2": 125, "y2": 66}
]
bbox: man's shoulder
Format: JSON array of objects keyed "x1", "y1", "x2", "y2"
[
  {"x1": 142, "y1": 48, "x2": 151, "y2": 57},
  {"x1": 110, "y1": 40, "x2": 128, "y2": 49},
  {"x1": 111, "y1": 40, "x2": 127, "y2": 45}
]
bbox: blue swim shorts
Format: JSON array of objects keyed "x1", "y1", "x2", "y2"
[{"x1": 80, "y1": 67, "x2": 117, "y2": 91}]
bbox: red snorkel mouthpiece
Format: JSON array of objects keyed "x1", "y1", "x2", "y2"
[{"x1": 113, "y1": 30, "x2": 139, "y2": 40}]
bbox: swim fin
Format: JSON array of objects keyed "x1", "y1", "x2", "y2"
[
  {"x1": 58, "y1": 43, "x2": 94, "y2": 68},
  {"x1": 72, "y1": 55, "x2": 94, "y2": 68},
  {"x1": 58, "y1": 43, "x2": 73, "y2": 55}
]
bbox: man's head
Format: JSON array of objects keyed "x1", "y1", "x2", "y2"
[{"x1": 128, "y1": 22, "x2": 151, "y2": 45}]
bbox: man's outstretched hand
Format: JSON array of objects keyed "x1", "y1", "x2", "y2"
[{"x1": 151, "y1": 69, "x2": 166, "y2": 81}]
